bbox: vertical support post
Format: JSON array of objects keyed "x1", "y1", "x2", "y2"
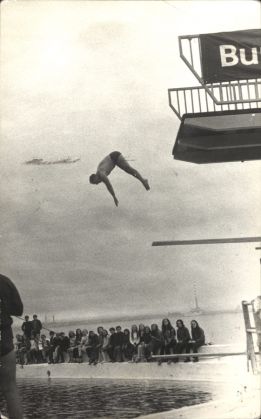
[
  {"x1": 241, "y1": 300, "x2": 258, "y2": 374},
  {"x1": 251, "y1": 297, "x2": 261, "y2": 353}
]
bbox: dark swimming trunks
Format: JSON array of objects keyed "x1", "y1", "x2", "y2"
[{"x1": 109, "y1": 151, "x2": 121, "y2": 164}]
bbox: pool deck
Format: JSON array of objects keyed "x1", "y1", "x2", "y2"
[
  {"x1": 139, "y1": 377, "x2": 260, "y2": 419},
  {"x1": 137, "y1": 355, "x2": 261, "y2": 419}
]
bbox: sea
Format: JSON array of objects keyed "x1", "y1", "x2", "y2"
[{"x1": 2, "y1": 312, "x2": 246, "y2": 418}]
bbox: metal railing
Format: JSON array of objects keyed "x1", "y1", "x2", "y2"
[
  {"x1": 168, "y1": 85, "x2": 261, "y2": 120},
  {"x1": 178, "y1": 34, "x2": 261, "y2": 107}
]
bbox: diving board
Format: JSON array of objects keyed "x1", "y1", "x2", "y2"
[{"x1": 152, "y1": 236, "x2": 261, "y2": 246}]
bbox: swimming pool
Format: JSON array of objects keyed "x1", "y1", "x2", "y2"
[{"x1": 0, "y1": 378, "x2": 225, "y2": 418}]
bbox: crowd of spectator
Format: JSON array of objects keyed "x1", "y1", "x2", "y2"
[{"x1": 15, "y1": 315, "x2": 205, "y2": 366}]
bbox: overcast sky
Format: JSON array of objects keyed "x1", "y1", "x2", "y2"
[{"x1": 1, "y1": 0, "x2": 260, "y2": 321}]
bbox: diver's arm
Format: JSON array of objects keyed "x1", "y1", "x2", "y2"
[{"x1": 98, "y1": 173, "x2": 119, "y2": 206}]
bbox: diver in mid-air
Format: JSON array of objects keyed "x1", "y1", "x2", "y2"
[{"x1": 89, "y1": 151, "x2": 150, "y2": 206}]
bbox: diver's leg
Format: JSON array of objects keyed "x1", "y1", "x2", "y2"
[
  {"x1": 0, "y1": 350, "x2": 23, "y2": 419},
  {"x1": 116, "y1": 155, "x2": 150, "y2": 190}
]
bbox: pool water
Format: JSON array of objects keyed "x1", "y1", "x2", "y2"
[{"x1": 0, "y1": 378, "x2": 224, "y2": 418}]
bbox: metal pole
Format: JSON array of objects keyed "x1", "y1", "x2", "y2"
[{"x1": 152, "y1": 236, "x2": 261, "y2": 247}]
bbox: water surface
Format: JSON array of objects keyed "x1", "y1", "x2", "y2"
[{"x1": 0, "y1": 378, "x2": 224, "y2": 418}]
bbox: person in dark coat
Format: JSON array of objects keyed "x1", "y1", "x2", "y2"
[
  {"x1": 122, "y1": 329, "x2": 135, "y2": 361},
  {"x1": 21, "y1": 315, "x2": 32, "y2": 340},
  {"x1": 143, "y1": 326, "x2": 152, "y2": 360},
  {"x1": 113, "y1": 326, "x2": 125, "y2": 362},
  {"x1": 97, "y1": 326, "x2": 104, "y2": 362},
  {"x1": 86, "y1": 331, "x2": 100, "y2": 364},
  {"x1": 150, "y1": 324, "x2": 163, "y2": 355},
  {"x1": 31, "y1": 314, "x2": 42, "y2": 338},
  {"x1": 0, "y1": 273, "x2": 24, "y2": 419},
  {"x1": 48, "y1": 331, "x2": 58, "y2": 363},
  {"x1": 107, "y1": 327, "x2": 117, "y2": 361},
  {"x1": 39, "y1": 334, "x2": 50, "y2": 363},
  {"x1": 74, "y1": 329, "x2": 83, "y2": 361},
  {"x1": 161, "y1": 318, "x2": 176, "y2": 356},
  {"x1": 175, "y1": 319, "x2": 191, "y2": 362},
  {"x1": 189, "y1": 320, "x2": 205, "y2": 362},
  {"x1": 56, "y1": 332, "x2": 70, "y2": 363}
]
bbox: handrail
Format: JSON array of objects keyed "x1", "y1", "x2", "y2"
[
  {"x1": 178, "y1": 34, "x2": 261, "y2": 107},
  {"x1": 168, "y1": 85, "x2": 261, "y2": 120},
  {"x1": 151, "y1": 352, "x2": 246, "y2": 359}
]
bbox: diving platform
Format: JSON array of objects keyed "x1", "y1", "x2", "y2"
[{"x1": 169, "y1": 29, "x2": 261, "y2": 163}]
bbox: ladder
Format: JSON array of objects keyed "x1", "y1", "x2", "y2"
[{"x1": 242, "y1": 299, "x2": 261, "y2": 374}]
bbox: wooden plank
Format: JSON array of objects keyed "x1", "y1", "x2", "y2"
[{"x1": 152, "y1": 236, "x2": 261, "y2": 247}]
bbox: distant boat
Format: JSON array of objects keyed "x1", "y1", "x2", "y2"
[
  {"x1": 25, "y1": 157, "x2": 80, "y2": 165},
  {"x1": 186, "y1": 282, "x2": 204, "y2": 315},
  {"x1": 189, "y1": 307, "x2": 204, "y2": 315}
]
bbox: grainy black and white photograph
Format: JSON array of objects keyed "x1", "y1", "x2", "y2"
[{"x1": 0, "y1": 1, "x2": 261, "y2": 418}]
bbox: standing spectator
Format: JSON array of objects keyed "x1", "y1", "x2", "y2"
[
  {"x1": 21, "y1": 315, "x2": 32, "y2": 341},
  {"x1": 31, "y1": 314, "x2": 42, "y2": 339},
  {"x1": 0, "y1": 273, "x2": 23, "y2": 419},
  {"x1": 150, "y1": 324, "x2": 163, "y2": 355},
  {"x1": 189, "y1": 320, "x2": 205, "y2": 362},
  {"x1": 175, "y1": 319, "x2": 191, "y2": 362}
]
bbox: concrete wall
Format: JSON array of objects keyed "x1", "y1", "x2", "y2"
[{"x1": 17, "y1": 356, "x2": 248, "y2": 383}]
